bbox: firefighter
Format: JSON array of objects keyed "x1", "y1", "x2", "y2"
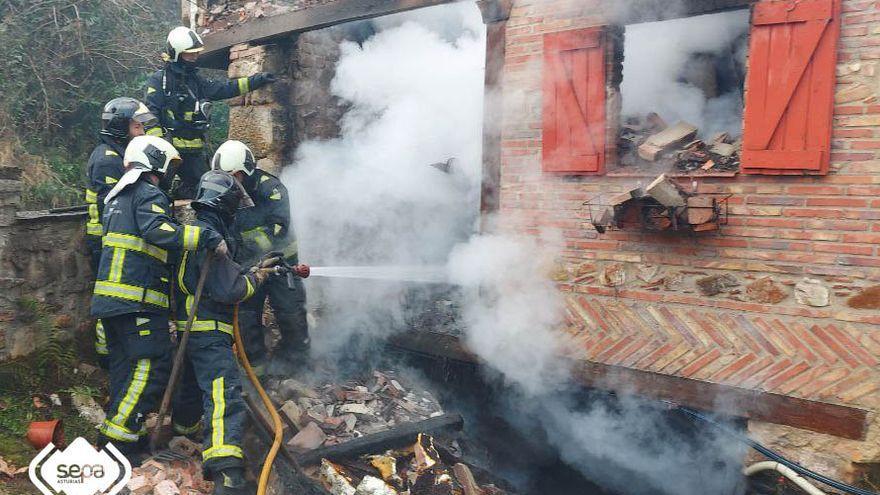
[
  {"x1": 170, "y1": 171, "x2": 296, "y2": 495},
  {"x1": 211, "y1": 140, "x2": 309, "y2": 373},
  {"x1": 86, "y1": 97, "x2": 159, "y2": 368},
  {"x1": 145, "y1": 26, "x2": 276, "y2": 199},
  {"x1": 92, "y1": 135, "x2": 226, "y2": 462}
]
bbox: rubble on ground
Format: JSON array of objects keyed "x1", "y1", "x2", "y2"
[
  {"x1": 200, "y1": 1, "x2": 335, "y2": 35},
  {"x1": 312, "y1": 433, "x2": 510, "y2": 495},
  {"x1": 618, "y1": 113, "x2": 741, "y2": 173},
  {"x1": 127, "y1": 437, "x2": 213, "y2": 495},
  {"x1": 267, "y1": 370, "x2": 445, "y2": 451}
]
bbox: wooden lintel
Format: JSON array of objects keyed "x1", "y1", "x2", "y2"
[
  {"x1": 387, "y1": 331, "x2": 870, "y2": 441},
  {"x1": 477, "y1": 0, "x2": 514, "y2": 23},
  {"x1": 199, "y1": 0, "x2": 458, "y2": 69}
]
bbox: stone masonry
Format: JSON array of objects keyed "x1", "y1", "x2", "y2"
[{"x1": 0, "y1": 166, "x2": 92, "y2": 361}]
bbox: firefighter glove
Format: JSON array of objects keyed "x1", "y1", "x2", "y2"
[
  {"x1": 258, "y1": 251, "x2": 284, "y2": 268},
  {"x1": 213, "y1": 239, "x2": 229, "y2": 258},
  {"x1": 252, "y1": 268, "x2": 275, "y2": 286},
  {"x1": 250, "y1": 72, "x2": 276, "y2": 90}
]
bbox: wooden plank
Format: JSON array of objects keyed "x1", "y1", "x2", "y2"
[
  {"x1": 753, "y1": 0, "x2": 833, "y2": 25},
  {"x1": 742, "y1": 0, "x2": 839, "y2": 175},
  {"x1": 686, "y1": 196, "x2": 715, "y2": 225},
  {"x1": 387, "y1": 331, "x2": 870, "y2": 440},
  {"x1": 453, "y1": 463, "x2": 481, "y2": 495},
  {"x1": 645, "y1": 174, "x2": 687, "y2": 207},
  {"x1": 542, "y1": 27, "x2": 605, "y2": 174},
  {"x1": 479, "y1": 2, "x2": 512, "y2": 220},
  {"x1": 297, "y1": 413, "x2": 464, "y2": 466},
  {"x1": 638, "y1": 121, "x2": 698, "y2": 161},
  {"x1": 199, "y1": 0, "x2": 458, "y2": 68}
]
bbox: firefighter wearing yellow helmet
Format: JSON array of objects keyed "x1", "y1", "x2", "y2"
[{"x1": 145, "y1": 27, "x2": 276, "y2": 198}]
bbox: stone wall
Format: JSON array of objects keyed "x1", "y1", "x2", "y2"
[
  {"x1": 0, "y1": 165, "x2": 92, "y2": 361},
  {"x1": 225, "y1": 24, "x2": 366, "y2": 171}
]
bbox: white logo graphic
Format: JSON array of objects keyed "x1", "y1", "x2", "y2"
[{"x1": 29, "y1": 437, "x2": 131, "y2": 495}]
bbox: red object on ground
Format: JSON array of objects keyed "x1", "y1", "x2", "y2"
[
  {"x1": 26, "y1": 419, "x2": 64, "y2": 450},
  {"x1": 294, "y1": 264, "x2": 310, "y2": 279}
]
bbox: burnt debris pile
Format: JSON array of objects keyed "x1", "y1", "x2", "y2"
[{"x1": 618, "y1": 113, "x2": 741, "y2": 174}]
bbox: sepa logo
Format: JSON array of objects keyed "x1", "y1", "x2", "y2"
[{"x1": 29, "y1": 437, "x2": 131, "y2": 495}]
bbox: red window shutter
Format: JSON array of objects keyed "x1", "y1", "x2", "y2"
[
  {"x1": 543, "y1": 28, "x2": 606, "y2": 175},
  {"x1": 742, "y1": 0, "x2": 841, "y2": 175}
]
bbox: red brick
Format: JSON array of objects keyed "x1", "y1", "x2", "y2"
[
  {"x1": 850, "y1": 140, "x2": 880, "y2": 149},
  {"x1": 803, "y1": 219, "x2": 869, "y2": 231},
  {"x1": 842, "y1": 232, "x2": 880, "y2": 243},
  {"x1": 783, "y1": 208, "x2": 846, "y2": 218},
  {"x1": 813, "y1": 243, "x2": 874, "y2": 255},
  {"x1": 805, "y1": 197, "x2": 869, "y2": 207},
  {"x1": 787, "y1": 185, "x2": 845, "y2": 195},
  {"x1": 831, "y1": 152, "x2": 875, "y2": 161},
  {"x1": 835, "y1": 106, "x2": 866, "y2": 115},
  {"x1": 833, "y1": 128, "x2": 874, "y2": 138}
]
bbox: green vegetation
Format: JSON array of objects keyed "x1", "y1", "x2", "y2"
[
  {"x1": 0, "y1": 300, "x2": 106, "y2": 476},
  {"x1": 0, "y1": 0, "x2": 205, "y2": 208}
]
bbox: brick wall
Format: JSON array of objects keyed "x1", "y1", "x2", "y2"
[{"x1": 499, "y1": 0, "x2": 880, "y2": 479}]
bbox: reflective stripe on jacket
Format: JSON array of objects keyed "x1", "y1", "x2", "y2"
[
  {"x1": 90, "y1": 177, "x2": 213, "y2": 318},
  {"x1": 177, "y1": 210, "x2": 259, "y2": 333},
  {"x1": 85, "y1": 140, "x2": 125, "y2": 237},
  {"x1": 235, "y1": 169, "x2": 297, "y2": 263}
]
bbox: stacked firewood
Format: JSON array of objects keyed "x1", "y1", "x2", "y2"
[
  {"x1": 618, "y1": 113, "x2": 741, "y2": 173},
  {"x1": 590, "y1": 174, "x2": 722, "y2": 233}
]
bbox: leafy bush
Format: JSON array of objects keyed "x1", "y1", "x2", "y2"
[{"x1": 0, "y1": 0, "x2": 180, "y2": 207}]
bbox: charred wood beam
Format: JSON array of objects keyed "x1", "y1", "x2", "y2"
[
  {"x1": 199, "y1": 0, "x2": 459, "y2": 69},
  {"x1": 298, "y1": 413, "x2": 464, "y2": 466},
  {"x1": 387, "y1": 331, "x2": 870, "y2": 440},
  {"x1": 477, "y1": 0, "x2": 512, "y2": 222}
]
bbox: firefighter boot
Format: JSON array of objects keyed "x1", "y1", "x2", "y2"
[{"x1": 212, "y1": 467, "x2": 254, "y2": 495}]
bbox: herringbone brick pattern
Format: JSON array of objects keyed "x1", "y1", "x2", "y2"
[{"x1": 566, "y1": 295, "x2": 880, "y2": 409}]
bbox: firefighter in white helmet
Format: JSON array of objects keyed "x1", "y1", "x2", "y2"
[
  {"x1": 212, "y1": 140, "x2": 310, "y2": 374},
  {"x1": 145, "y1": 27, "x2": 276, "y2": 199},
  {"x1": 92, "y1": 136, "x2": 225, "y2": 464}
]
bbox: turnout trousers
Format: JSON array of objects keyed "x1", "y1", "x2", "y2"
[
  {"x1": 100, "y1": 313, "x2": 172, "y2": 444},
  {"x1": 171, "y1": 330, "x2": 246, "y2": 475},
  {"x1": 238, "y1": 274, "x2": 308, "y2": 365},
  {"x1": 86, "y1": 235, "x2": 109, "y2": 367}
]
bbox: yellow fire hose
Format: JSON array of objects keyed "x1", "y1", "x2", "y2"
[{"x1": 232, "y1": 304, "x2": 281, "y2": 495}]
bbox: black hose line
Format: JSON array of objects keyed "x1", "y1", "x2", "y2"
[{"x1": 677, "y1": 407, "x2": 879, "y2": 495}]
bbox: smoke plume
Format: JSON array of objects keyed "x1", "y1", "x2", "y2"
[{"x1": 621, "y1": 9, "x2": 750, "y2": 137}]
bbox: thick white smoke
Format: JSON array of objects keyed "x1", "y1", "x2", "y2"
[
  {"x1": 284, "y1": 2, "x2": 486, "y2": 353},
  {"x1": 284, "y1": 3, "x2": 746, "y2": 493},
  {"x1": 621, "y1": 9, "x2": 750, "y2": 136}
]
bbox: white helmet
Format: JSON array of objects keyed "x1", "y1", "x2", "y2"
[
  {"x1": 124, "y1": 135, "x2": 181, "y2": 176},
  {"x1": 211, "y1": 140, "x2": 257, "y2": 176},
  {"x1": 166, "y1": 26, "x2": 205, "y2": 62}
]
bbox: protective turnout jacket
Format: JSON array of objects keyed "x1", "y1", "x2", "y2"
[
  {"x1": 84, "y1": 137, "x2": 126, "y2": 238},
  {"x1": 91, "y1": 175, "x2": 219, "y2": 318},
  {"x1": 145, "y1": 63, "x2": 260, "y2": 153},
  {"x1": 176, "y1": 209, "x2": 260, "y2": 335},
  {"x1": 235, "y1": 169, "x2": 295, "y2": 263}
]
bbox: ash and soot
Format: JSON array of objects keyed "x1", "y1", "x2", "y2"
[{"x1": 279, "y1": 3, "x2": 747, "y2": 494}]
